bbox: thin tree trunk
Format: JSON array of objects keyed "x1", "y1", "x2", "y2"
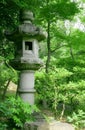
[
  {"x1": 45, "y1": 20, "x2": 51, "y2": 73},
  {"x1": 54, "y1": 87, "x2": 58, "y2": 119},
  {"x1": 43, "y1": 20, "x2": 51, "y2": 108},
  {"x1": 60, "y1": 103, "x2": 65, "y2": 120},
  {"x1": 70, "y1": 46, "x2": 74, "y2": 60}
]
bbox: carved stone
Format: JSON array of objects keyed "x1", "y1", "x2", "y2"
[{"x1": 5, "y1": 10, "x2": 46, "y2": 104}]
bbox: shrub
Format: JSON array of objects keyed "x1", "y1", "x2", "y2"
[
  {"x1": 67, "y1": 109, "x2": 85, "y2": 129},
  {"x1": 0, "y1": 97, "x2": 39, "y2": 129}
]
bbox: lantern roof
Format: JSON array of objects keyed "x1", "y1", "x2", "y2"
[{"x1": 5, "y1": 10, "x2": 46, "y2": 42}]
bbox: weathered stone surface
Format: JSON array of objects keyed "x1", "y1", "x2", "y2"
[
  {"x1": 5, "y1": 10, "x2": 46, "y2": 42},
  {"x1": 10, "y1": 60, "x2": 42, "y2": 70},
  {"x1": 38, "y1": 121, "x2": 74, "y2": 130},
  {"x1": 21, "y1": 10, "x2": 34, "y2": 22},
  {"x1": 24, "y1": 121, "x2": 75, "y2": 130},
  {"x1": 5, "y1": 9, "x2": 46, "y2": 113},
  {"x1": 18, "y1": 70, "x2": 35, "y2": 105}
]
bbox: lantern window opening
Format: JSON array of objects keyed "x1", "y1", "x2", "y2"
[{"x1": 25, "y1": 41, "x2": 33, "y2": 50}]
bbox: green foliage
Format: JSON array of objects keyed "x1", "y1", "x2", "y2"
[
  {"x1": 67, "y1": 110, "x2": 85, "y2": 129},
  {"x1": 37, "y1": 0, "x2": 79, "y2": 22},
  {"x1": 35, "y1": 65, "x2": 73, "y2": 114},
  {"x1": 35, "y1": 54, "x2": 85, "y2": 121},
  {"x1": 0, "y1": 0, "x2": 41, "y2": 28},
  {"x1": 0, "y1": 0, "x2": 85, "y2": 129},
  {"x1": 0, "y1": 97, "x2": 38, "y2": 129},
  {"x1": 0, "y1": 56, "x2": 18, "y2": 98},
  {"x1": 67, "y1": 29, "x2": 85, "y2": 52}
]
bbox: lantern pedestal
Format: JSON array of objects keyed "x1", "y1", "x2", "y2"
[{"x1": 18, "y1": 70, "x2": 35, "y2": 105}]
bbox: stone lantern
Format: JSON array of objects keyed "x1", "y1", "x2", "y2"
[{"x1": 5, "y1": 10, "x2": 46, "y2": 105}]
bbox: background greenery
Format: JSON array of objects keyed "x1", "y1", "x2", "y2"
[{"x1": 0, "y1": 0, "x2": 85, "y2": 129}]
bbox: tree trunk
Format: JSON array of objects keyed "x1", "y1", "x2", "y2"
[
  {"x1": 54, "y1": 87, "x2": 58, "y2": 119},
  {"x1": 60, "y1": 103, "x2": 65, "y2": 120},
  {"x1": 70, "y1": 46, "x2": 74, "y2": 60},
  {"x1": 45, "y1": 20, "x2": 51, "y2": 73},
  {"x1": 43, "y1": 20, "x2": 51, "y2": 108}
]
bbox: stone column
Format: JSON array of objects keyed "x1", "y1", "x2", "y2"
[{"x1": 18, "y1": 70, "x2": 36, "y2": 105}]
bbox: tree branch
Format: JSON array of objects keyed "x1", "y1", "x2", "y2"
[{"x1": 51, "y1": 44, "x2": 67, "y2": 53}]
